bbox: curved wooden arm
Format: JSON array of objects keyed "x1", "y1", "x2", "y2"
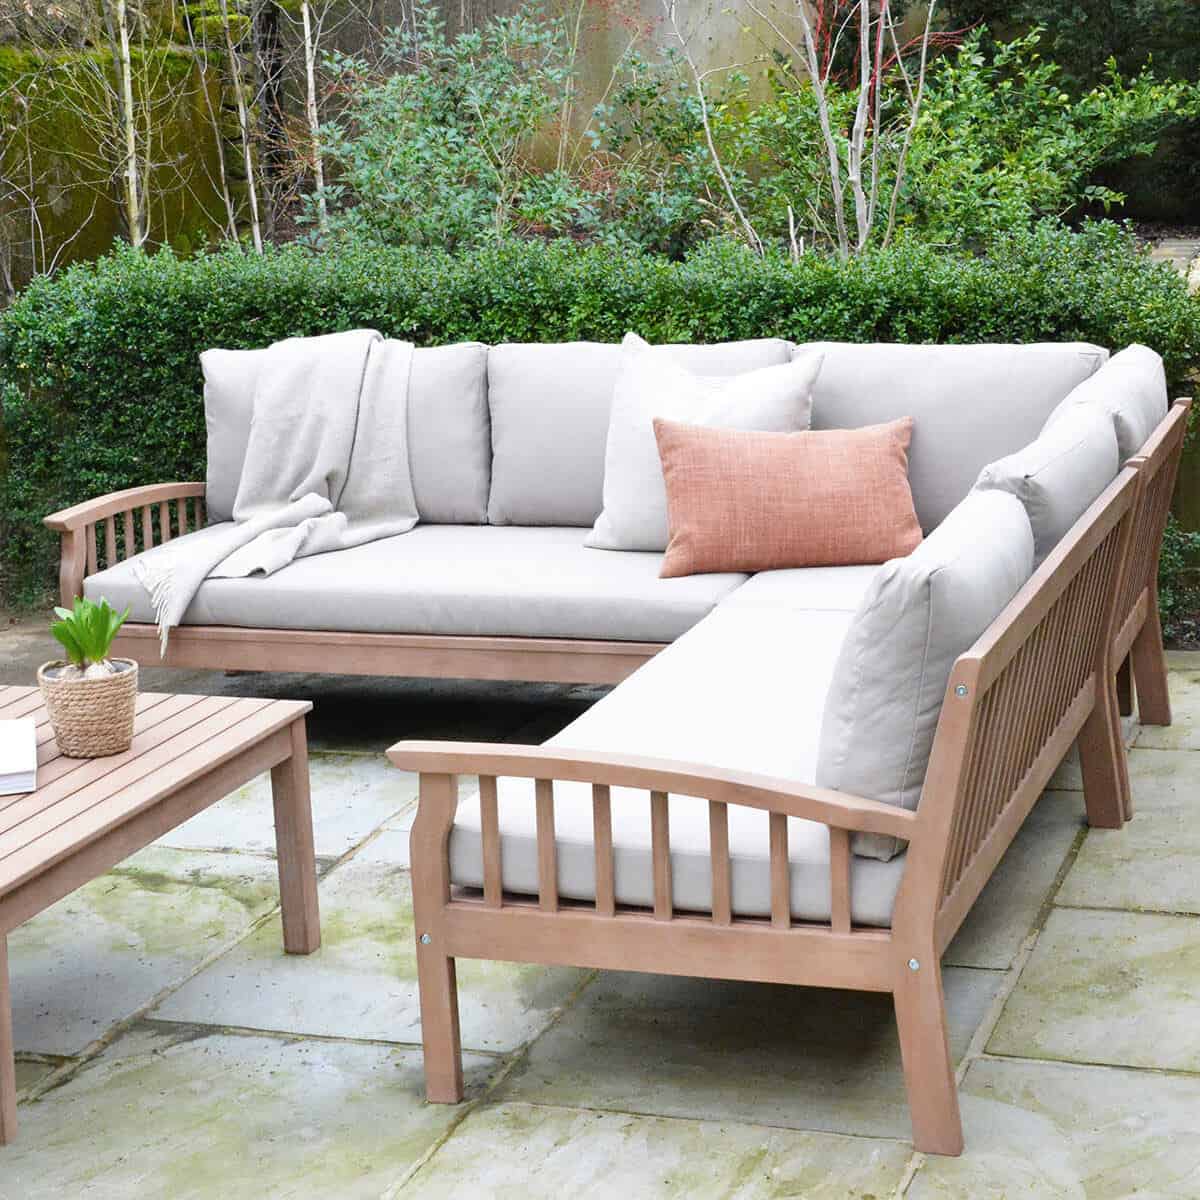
[
  {"x1": 387, "y1": 740, "x2": 918, "y2": 840},
  {"x1": 44, "y1": 482, "x2": 206, "y2": 532}
]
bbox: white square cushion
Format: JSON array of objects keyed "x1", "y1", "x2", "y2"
[
  {"x1": 586, "y1": 335, "x2": 824, "y2": 551},
  {"x1": 486, "y1": 338, "x2": 792, "y2": 527},
  {"x1": 449, "y1": 604, "x2": 907, "y2": 926},
  {"x1": 816, "y1": 489, "x2": 1034, "y2": 860},
  {"x1": 798, "y1": 341, "x2": 1108, "y2": 532},
  {"x1": 719, "y1": 565, "x2": 879, "y2": 613},
  {"x1": 1042, "y1": 344, "x2": 1169, "y2": 463},
  {"x1": 201, "y1": 341, "x2": 491, "y2": 524},
  {"x1": 975, "y1": 405, "x2": 1119, "y2": 566}
]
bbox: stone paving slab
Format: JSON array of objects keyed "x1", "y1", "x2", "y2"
[
  {"x1": 155, "y1": 831, "x2": 590, "y2": 1052},
  {"x1": 14, "y1": 1061, "x2": 54, "y2": 1095},
  {"x1": 988, "y1": 906, "x2": 1200, "y2": 1071},
  {"x1": 156, "y1": 751, "x2": 417, "y2": 860},
  {"x1": 9, "y1": 846, "x2": 282, "y2": 1056},
  {"x1": 1, "y1": 1025, "x2": 499, "y2": 1200},
  {"x1": 908, "y1": 1057, "x2": 1200, "y2": 1198},
  {"x1": 1058, "y1": 749, "x2": 1200, "y2": 914},
  {"x1": 500, "y1": 966, "x2": 1003, "y2": 1140},
  {"x1": 401, "y1": 1100, "x2": 912, "y2": 1199},
  {"x1": 1135, "y1": 672, "x2": 1200, "y2": 750},
  {"x1": 946, "y1": 790, "x2": 1082, "y2": 969}
]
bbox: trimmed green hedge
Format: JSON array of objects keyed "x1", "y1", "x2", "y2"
[{"x1": 2, "y1": 223, "x2": 1199, "y2": 606}]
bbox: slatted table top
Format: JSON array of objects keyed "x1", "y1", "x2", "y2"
[{"x1": 0, "y1": 686, "x2": 311, "y2": 900}]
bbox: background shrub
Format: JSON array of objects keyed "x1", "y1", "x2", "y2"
[{"x1": 2, "y1": 222, "x2": 1199, "y2": 617}]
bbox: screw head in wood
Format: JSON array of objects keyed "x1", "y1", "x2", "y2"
[
  {"x1": 907, "y1": 958, "x2": 920, "y2": 971},
  {"x1": 419, "y1": 933, "x2": 432, "y2": 945},
  {"x1": 955, "y1": 684, "x2": 968, "y2": 697}
]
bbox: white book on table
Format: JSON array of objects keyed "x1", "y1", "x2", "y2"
[{"x1": 0, "y1": 718, "x2": 37, "y2": 796}]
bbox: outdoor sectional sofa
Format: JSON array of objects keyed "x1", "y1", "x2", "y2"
[{"x1": 45, "y1": 338, "x2": 1189, "y2": 1156}]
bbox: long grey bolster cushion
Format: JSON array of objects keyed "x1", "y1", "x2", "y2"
[
  {"x1": 974, "y1": 405, "x2": 1119, "y2": 566},
  {"x1": 798, "y1": 341, "x2": 1108, "y2": 532},
  {"x1": 816, "y1": 489, "x2": 1035, "y2": 861},
  {"x1": 1042, "y1": 343, "x2": 1169, "y2": 463},
  {"x1": 486, "y1": 338, "x2": 792, "y2": 527},
  {"x1": 202, "y1": 341, "x2": 491, "y2": 525}
]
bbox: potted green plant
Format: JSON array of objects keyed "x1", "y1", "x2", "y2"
[{"x1": 38, "y1": 597, "x2": 137, "y2": 758}]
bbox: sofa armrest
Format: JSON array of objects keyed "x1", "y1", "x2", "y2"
[
  {"x1": 389, "y1": 739, "x2": 916, "y2": 932},
  {"x1": 44, "y1": 482, "x2": 207, "y2": 606},
  {"x1": 387, "y1": 740, "x2": 918, "y2": 841},
  {"x1": 44, "y1": 482, "x2": 206, "y2": 533}
]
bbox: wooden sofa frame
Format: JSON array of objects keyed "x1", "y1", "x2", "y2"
[
  {"x1": 388, "y1": 462, "x2": 1142, "y2": 1158},
  {"x1": 42, "y1": 404, "x2": 1189, "y2": 1154}
]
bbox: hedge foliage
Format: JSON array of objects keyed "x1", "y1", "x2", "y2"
[{"x1": 2, "y1": 222, "x2": 1199, "y2": 606}]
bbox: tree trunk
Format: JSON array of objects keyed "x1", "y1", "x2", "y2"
[{"x1": 301, "y1": 0, "x2": 328, "y2": 233}]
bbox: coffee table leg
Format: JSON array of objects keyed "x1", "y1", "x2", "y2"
[
  {"x1": 271, "y1": 720, "x2": 321, "y2": 955},
  {"x1": 0, "y1": 935, "x2": 17, "y2": 1144}
]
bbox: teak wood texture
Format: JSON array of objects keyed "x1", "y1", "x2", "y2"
[
  {"x1": 387, "y1": 413, "x2": 1182, "y2": 1159},
  {"x1": 0, "y1": 687, "x2": 320, "y2": 1145}
]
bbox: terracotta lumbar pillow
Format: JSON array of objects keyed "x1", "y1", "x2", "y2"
[{"x1": 654, "y1": 416, "x2": 922, "y2": 578}]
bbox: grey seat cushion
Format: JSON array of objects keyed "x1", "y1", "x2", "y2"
[
  {"x1": 1042, "y1": 343, "x2": 1169, "y2": 463},
  {"x1": 201, "y1": 341, "x2": 491, "y2": 525},
  {"x1": 975, "y1": 405, "x2": 1119, "y2": 566},
  {"x1": 85, "y1": 525, "x2": 747, "y2": 642},
  {"x1": 799, "y1": 341, "x2": 1108, "y2": 532},
  {"x1": 450, "y1": 604, "x2": 907, "y2": 927},
  {"x1": 721, "y1": 565, "x2": 879, "y2": 614},
  {"x1": 816, "y1": 489, "x2": 1035, "y2": 861},
  {"x1": 486, "y1": 338, "x2": 792, "y2": 527}
]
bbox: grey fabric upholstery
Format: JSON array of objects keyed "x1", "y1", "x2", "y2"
[
  {"x1": 816, "y1": 489, "x2": 1035, "y2": 860},
  {"x1": 85, "y1": 525, "x2": 747, "y2": 642},
  {"x1": 1042, "y1": 343, "x2": 1169, "y2": 463},
  {"x1": 450, "y1": 604, "x2": 907, "y2": 926},
  {"x1": 798, "y1": 341, "x2": 1108, "y2": 532},
  {"x1": 975, "y1": 405, "x2": 1119, "y2": 566},
  {"x1": 201, "y1": 341, "x2": 492, "y2": 526},
  {"x1": 486, "y1": 338, "x2": 792, "y2": 527},
  {"x1": 718, "y1": 564, "x2": 879, "y2": 613}
]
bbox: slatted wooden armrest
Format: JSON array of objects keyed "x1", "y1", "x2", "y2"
[
  {"x1": 386, "y1": 741, "x2": 919, "y2": 842},
  {"x1": 43, "y1": 482, "x2": 206, "y2": 532},
  {"x1": 44, "y1": 482, "x2": 207, "y2": 606}
]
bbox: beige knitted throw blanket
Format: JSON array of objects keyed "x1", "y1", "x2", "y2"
[{"x1": 135, "y1": 329, "x2": 419, "y2": 650}]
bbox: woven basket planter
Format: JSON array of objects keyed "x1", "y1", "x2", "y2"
[{"x1": 38, "y1": 659, "x2": 139, "y2": 758}]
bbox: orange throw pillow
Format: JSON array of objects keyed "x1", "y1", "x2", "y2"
[{"x1": 654, "y1": 416, "x2": 922, "y2": 578}]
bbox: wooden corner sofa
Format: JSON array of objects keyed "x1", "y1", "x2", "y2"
[{"x1": 45, "y1": 336, "x2": 1190, "y2": 1156}]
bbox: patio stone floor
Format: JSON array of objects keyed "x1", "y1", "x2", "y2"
[{"x1": 2, "y1": 611, "x2": 1199, "y2": 1197}]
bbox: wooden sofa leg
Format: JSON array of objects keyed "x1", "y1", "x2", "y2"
[
  {"x1": 1131, "y1": 606, "x2": 1172, "y2": 727},
  {"x1": 893, "y1": 956, "x2": 963, "y2": 1157},
  {"x1": 416, "y1": 946, "x2": 464, "y2": 1103},
  {"x1": 1116, "y1": 655, "x2": 1133, "y2": 718},
  {"x1": 1078, "y1": 677, "x2": 1132, "y2": 828}
]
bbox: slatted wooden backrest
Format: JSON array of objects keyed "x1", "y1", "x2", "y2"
[
  {"x1": 897, "y1": 466, "x2": 1140, "y2": 947},
  {"x1": 1114, "y1": 400, "x2": 1191, "y2": 657}
]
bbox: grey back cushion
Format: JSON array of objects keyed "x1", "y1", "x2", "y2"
[
  {"x1": 486, "y1": 338, "x2": 792, "y2": 526},
  {"x1": 975, "y1": 405, "x2": 1119, "y2": 566},
  {"x1": 816, "y1": 489, "x2": 1034, "y2": 861},
  {"x1": 201, "y1": 341, "x2": 491, "y2": 525},
  {"x1": 1042, "y1": 343, "x2": 1168, "y2": 463},
  {"x1": 798, "y1": 342, "x2": 1109, "y2": 533}
]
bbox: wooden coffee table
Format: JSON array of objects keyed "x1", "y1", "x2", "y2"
[{"x1": 0, "y1": 685, "x2": 321, "y2": 1144}]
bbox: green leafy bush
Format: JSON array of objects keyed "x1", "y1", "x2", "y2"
[{"x1": 2, "y1": 223, "x2": 1198, "y2": 606}]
